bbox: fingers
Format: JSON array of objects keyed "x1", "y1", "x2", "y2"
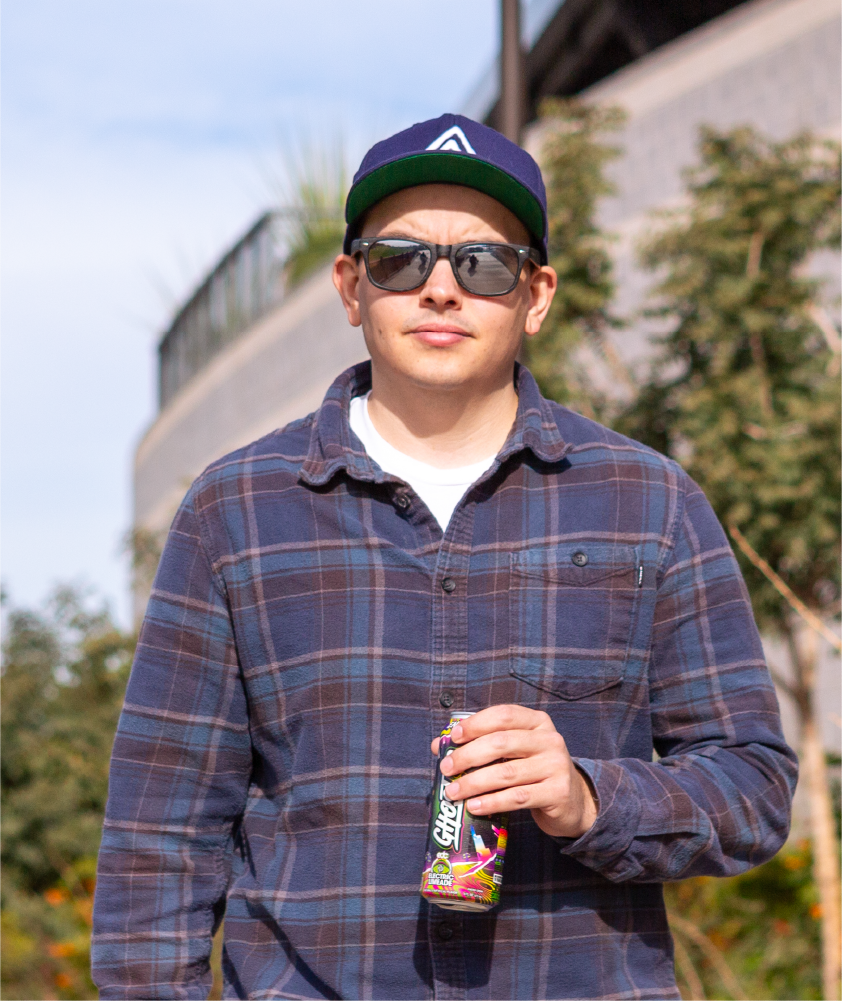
[
  {"x1": 441, "y1": 726, "x2": 566, "y2": 780},
  {"x1": 449, "y1": 705, "x2": 552, "y2": 746},
  {"x1": 459, "y1": 764, "x2": 596, "y2": 842},
  {"x1": 444, "y1": 752, "x2": 558, "y2": 804},
  {"x1": 443, "y1": 733, "x2": 569, "y2": 804},
  {"x1": 463, "y1": 773, "x2": 571, "y2": 818},
  {"x1": 429, "y1": 706, "x2": 551, "y2": 759}
]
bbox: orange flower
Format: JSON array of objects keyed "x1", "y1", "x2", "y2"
[
  {"x1": 54, "y1": 972, "x2": 72, "y2": 989},
  {"x1": 74, "y1": 897, "x2": 94, "y2": 927},
  {"x1": 709, "y1": 930, "x2": 730, "y2": 951},
  {"x1": 773, "y1": 919, "x2": 792, "y2": 935},
  {"x1": 44, "y1": 888, "x2": 68, "y2": 907},
  {"x1": 810, "y1": 903, "x2": 823, "y2": 919},
  {"x1": 784, "y1": 855, "x2": 805, "y2": 870},
  {"x1": 48, "y1": 941, "x2": 76, "y2": 958}
]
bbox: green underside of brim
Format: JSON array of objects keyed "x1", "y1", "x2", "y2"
[{"x1": 347, "y1": 153, "x2": 544, "y2": 249}]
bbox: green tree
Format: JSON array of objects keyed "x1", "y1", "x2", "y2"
[
  {"x1": 124, "y1": 525, "x2": 163, "y2": 623},
  {"x1": 618, "y1": 125, "x2": 841, "y2": 999},
  {"x1": 274, "y1": 140, "x2": 347, "y2": 288},
  {"x1": 1, "y1": 587, "x2": 134, "y2": 1000},
  {"x1": 524, "y1": 97, "x2": 626, "y2": 417}
]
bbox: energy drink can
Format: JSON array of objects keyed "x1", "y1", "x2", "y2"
[{"x1": 420, "y1": 712, "x2": 509, "y2": 912}]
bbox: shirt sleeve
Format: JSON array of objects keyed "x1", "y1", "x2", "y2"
[
  {"x1": 92, "y1": 484, "x2": 252, "y2": 999},
  {"x1": 559, "y1": 473, "x2": 798, "y2": 882}
]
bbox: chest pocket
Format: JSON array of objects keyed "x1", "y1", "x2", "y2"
[{"x1": 509, "y1": 543, "x2": 639, "y2": 701}]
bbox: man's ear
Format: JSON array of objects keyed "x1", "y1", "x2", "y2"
[
  {"x1": 332, "y1": 255, "x2": 363, "y2": 327},
  {"x1": 524, "y1": 265, "x2": 558, "y2": 337}
]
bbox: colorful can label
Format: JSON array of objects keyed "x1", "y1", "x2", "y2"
[{"x1": 420, "y1": 712, "x2": 508, "y2": 912}]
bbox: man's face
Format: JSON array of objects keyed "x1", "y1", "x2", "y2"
[{"x1": 333, "y1": 184, "x2": 556, "y2": 395}]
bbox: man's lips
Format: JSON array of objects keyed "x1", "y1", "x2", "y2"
[{"x1": 407, "y1": 325, "x2": 472, "y2": 347}]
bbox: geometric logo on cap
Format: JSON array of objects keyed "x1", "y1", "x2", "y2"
[{"x1": 425, "y1": 126, "x2": 476, "y2": 155}]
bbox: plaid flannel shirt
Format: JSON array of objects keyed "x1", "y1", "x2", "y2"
[{"x1": 92, "y1": 361, "x2": 796, "y2": 1000}]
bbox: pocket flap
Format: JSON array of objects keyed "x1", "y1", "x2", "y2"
[
  {"x1": 511, "y1": 543, "x2": 638, "y2": 586},
  {"x1": 509, "y1": 543, "x2": 638, "y2": 701}
]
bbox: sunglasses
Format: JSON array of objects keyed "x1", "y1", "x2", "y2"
[{"x1": 350, "y1": 237, "x2": 541, "y2": 297}]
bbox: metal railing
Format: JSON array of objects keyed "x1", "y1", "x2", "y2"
[{"x1": 158, "y1": 212, "x2": 286, "y2": 409}]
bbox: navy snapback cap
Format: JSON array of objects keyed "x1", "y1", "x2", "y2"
[{"x1": 344, "y1": 113, "x2": 548, "y2": 264}]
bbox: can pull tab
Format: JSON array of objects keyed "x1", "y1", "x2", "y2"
[{"x1": 637, "y1": 563, "x2": 644, "y2": 588}]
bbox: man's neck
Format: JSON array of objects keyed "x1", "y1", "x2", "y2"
[{"x1": 365, "y1": 369, "x2": 519, "y2": 469}]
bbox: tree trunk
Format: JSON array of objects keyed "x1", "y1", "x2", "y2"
[{"x1": 786, "y1": 622, "x2": 841, "y2": 1000}]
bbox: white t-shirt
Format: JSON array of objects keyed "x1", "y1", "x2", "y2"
[{"x1": 348, "y1": 393, "x2": 496, "y2": 530}]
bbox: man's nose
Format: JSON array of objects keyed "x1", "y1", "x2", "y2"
[{"x1": 420, "y1": 256, "x2": 462, "y2": 308}]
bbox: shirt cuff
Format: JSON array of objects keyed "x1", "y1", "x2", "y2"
[{"x1": 551, "y1": 758, "x2": 644, "y2": 882}]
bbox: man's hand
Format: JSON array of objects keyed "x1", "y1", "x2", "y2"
[{"x1": 430, "y1": 705, "x2": 598, "y2": 839}]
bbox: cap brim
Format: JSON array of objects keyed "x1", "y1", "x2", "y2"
[{"x1": 346, "y1": 153, "x2": 546, "y2": 261}]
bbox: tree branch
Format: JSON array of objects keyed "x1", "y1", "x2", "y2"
[
  {"x1": 672, "y1": 930, "x2": 706, "y2": 1000},
  {"x1": 746, "y1": 231, "x2": 764, "y2": 278},
  {"x1": 668, "y1": 912, "x2": 748, "y2": 1001},
  {"x1": 728, "y1": 524, "x2": 842, "y2": 652},
  {"x1": 589, "y1": 329, "x2": 636, "y2": 394},
  {"x1": 801, "y1": 298, "x2": 842, "y2": 376},
  {"x1": 807, "y1": 302, "x2": 842, "y2": 354},
  {"x1": 744, "y1": 231, "x2": 773, "y2": 417}
]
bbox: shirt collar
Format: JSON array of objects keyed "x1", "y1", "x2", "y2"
[{"x1": 299, "y1": 360, "x2": 571, "y2": 487}]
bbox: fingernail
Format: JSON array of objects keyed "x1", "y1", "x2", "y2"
[
  {"x1": 447, "y1": 781, "x2": 461, "y2": 799},
  {"x1": 452, "y1": 725, "x2": 463, "y2": 742},
  {"x1": 467, "y1": 798, "x2": 482, "y2": 812},
  {"x1": 440, "y1": 757, "x2": 452, "y2": 775}
]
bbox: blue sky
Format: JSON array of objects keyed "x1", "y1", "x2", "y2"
[{"x1": 2, "y1": 1, "x2": 553, "y2": 624}]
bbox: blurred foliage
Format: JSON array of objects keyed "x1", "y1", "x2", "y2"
[
  {"x1": 278, "y1": 140, "x2": 347, "y2": 288},
  {"x1": 123, "y1": 525, "x2": 164, "y2": 606},
  {"x1": 610, "y1": 123, "x2": 841, "y2": 998},
  {"x1": 616, "y1": 126, "x2": 841, "y2": 629},
  {"x1": 524, "y1": 96, "x2": 626, "y2": 417},
  {"x1": 666, "y1": 839, "x2": 823, "y2": 1000},
  {"x1": 1, "y1": 587, "x2": 134, "y2": 1000}
]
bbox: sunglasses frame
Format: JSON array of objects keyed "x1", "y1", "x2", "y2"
[{"x1": 350, "y1": 237, "x2": 542, "y2": 297}]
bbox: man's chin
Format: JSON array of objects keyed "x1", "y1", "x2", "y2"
[
  {"x1": 369, "y1": 344, "x2": 517, "y2": 395},
  {"x1": 397, "y1": 362, "x2": 492, "y2": 394}
]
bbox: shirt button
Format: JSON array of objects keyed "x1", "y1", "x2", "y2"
[
  {"x1": 441, "y1": 577, "x2": 456, "y2": 593},
  {"x1": 571, "y1": 551, "x2": 589, "y2": 567},
  {"x1": 439, "y1": 690, "x2": 454, "y2": 709},
  {"x1": 395, "y1": 494, "x2": 410, "y2": 510},
  {"x1": 436, "y1": 923, "x2": 454, "y2": 941}
]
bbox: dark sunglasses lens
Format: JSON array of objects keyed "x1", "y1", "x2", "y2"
[
  {"x1": 367, "y1": 240, "x2": 431, "y2": 290},
  {"x1": 454, "y1": 244, "x2": 520, "y2": 294}
]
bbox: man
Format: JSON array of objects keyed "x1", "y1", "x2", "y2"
[{"x1": 92, "y1": 114, "x2": 796, "y2": 1000}]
